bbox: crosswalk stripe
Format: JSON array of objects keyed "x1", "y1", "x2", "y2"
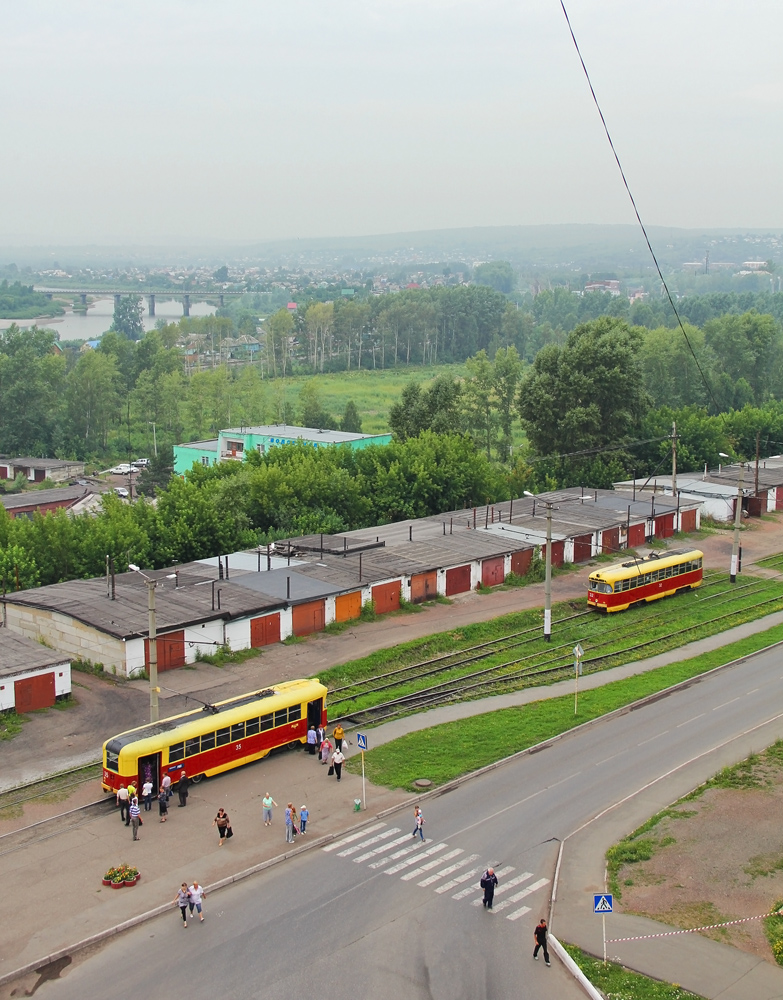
[
  {"x1": 337, "y1": 827, "x2": 400, "y2": 857},
  {"x1": 471, "y1": 872, "x2": 534, "y2": 906},
  {"x1": 505, "y1": 905, "x2": 532, "y2": 922},
  {"x1": 353, "y1": 833, "x2": 411, "y2": 863},
  {"x1": 418, "y1": 854, "x2": 480, "y2": 888},
  {"x1": 322, "y1": 822, "x2": 386, "y2": 852},
  {"x1": 401, "y1": 848, "x2": 463, "y2": 881},
  {"x1": 492, "y1": 878, "x2": 550, "y2": 913},
  {"x1": 384, "y1": 842, "x2": 448, "y2": 875},
  {"x1": 453, "y1": 865, "x2": 514, "y2": 899},
  {"x1": 368, "y1": 840, "x2": 429, "y2": 869},
  {"x1": 435, "y1": 866, "x2": 484, "y2": 894}
]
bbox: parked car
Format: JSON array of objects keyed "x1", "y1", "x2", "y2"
[
  {"x1": 131, "y1": 458, "x2": 150, "y2": 469},
  {"x1": 113, "y1": 487, "x2": 129, "y2": 498},
  {"x1": 110, "y1": 464, "x2": 132, "y2": 475}
]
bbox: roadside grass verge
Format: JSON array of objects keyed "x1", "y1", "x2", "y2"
[
  {"x1": 561, "y1": 943, "x2": 704, "y2": 999},
  {"x1": 195, "y1": 646, "x2": 259, "y2": 667},
  {"x1": 0, "y1": 710, "x2": 27, "y2": 742},
  {"x1": 758, "y1": 552, "x2": 783, "y2": 572},
  {"x1": 325, "y1": 572, "x2": 783, "y2": 719},
  {"x1": 347, "y1": 621, "x2": 783, "y2": 791}
]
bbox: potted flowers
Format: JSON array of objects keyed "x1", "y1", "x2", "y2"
[{"x1": 103, "y1": 863, "x2": 140, "y2": 888}]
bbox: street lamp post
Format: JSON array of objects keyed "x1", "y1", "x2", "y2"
[
  {"x1": 148, "y1": 421, "x2": 157, "y2": 458},
  {"x1": 129, "y1": 565, "x2": 176, "y2": 722},
  {"x1": 719, "y1": 454, "x2": 744, "y2": 584},
  {"x1": 524, "y1": 491, "x2": 554, "y2": 642}
]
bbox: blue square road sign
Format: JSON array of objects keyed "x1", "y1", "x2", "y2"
[
  {"x1": 594, "y1": 894, "x2": 613, "y2": 913},
  {"x1": 356, "y1": 733, "x2": 368, "y2": 750}
]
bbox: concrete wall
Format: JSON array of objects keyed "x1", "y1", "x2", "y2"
[{"x1": 4, "y1": 605, "x2": 127, "y2": 675}]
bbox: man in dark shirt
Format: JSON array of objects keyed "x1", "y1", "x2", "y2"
[
  {"x1": 533, "y1": 918, "x2": 550, "y2": 966},
  {"x1": 481, "y1": 867, "x2": 498, "y2": 909},
  {"x1": 178, "y1": 771, "x2": 189, "y2": 807}
]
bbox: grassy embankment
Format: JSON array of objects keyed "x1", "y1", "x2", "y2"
[
  {"x1": 561, "y1": 944, "x2": 704, "y2": 999},
  {"x1": 345, "y1": 601, "x2": 783, "y2": 791}
]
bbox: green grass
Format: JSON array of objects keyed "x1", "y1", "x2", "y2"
[
  {"x1": 757, "y1": 552, "x2": 783, "y2": 572},
  {"x1": 347, "y1": 619, "x2": 783, "y2": 791},
  {"x1": 324, "y1": 572, "x2": 783, "y2": 720},
  {"x1": 561, "y1": 943, "x2": 704, "y2": 999},
  {"x1": 194, "y1": 645, "x2": 259, "y2": 667},
  {"x1": 764, "y1": 900, "x2": 783, "y2": 965},
  {"x1": 0, "y1": 710, "x2": 27, "y2": 741}
]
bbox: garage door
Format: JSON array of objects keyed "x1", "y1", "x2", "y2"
[
  {"x1": 292, "y1": 600, "x2": 326, "y2": 637},
  {"x1": 372, "y1": 581, "x2": 401, "y2": 614},
  {"x1": 250, "y1": 613, "x2": 281, "y2": 648},
  {"x1": 510, "y1": 550, "x2": 532, "y2": 576},
  {"x1": 410, "y1": 571, "x2": 437, "y2": 603},
  {"x1": 445, "y1": 565, "x2": 471, "y2": 595},
  {"x1": 14, "y1": 672, "x2": 55, "y2": 712},
  {"x1": 628, "y1": 522, "x2": 646, "y2": 547},
  {"x1": 776, "y1": 489, "x2": 783, "y2": 511},
  {"x1": 481, "y1": 556, "x2": 505, "y2": 587},
  {"x1": 654, "y1": 513, "x2": 675, "y2": 539},
  {"x1": 146, "y1": 630, "x2": 186, "y2": 671},
  {"x1": 573, "y1": 534, "x2": 592, "y2": 563},
  {"x1": 680, "y1": 509, "x2": 697, "y2": 533},
  {"x1": 601, "y1": 527, "x2": 620, "y2": 557},
  {"x1": 335, "y1": 591, "x2": 362, "y2": 622}
]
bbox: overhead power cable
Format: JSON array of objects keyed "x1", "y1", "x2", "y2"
[{"x1": 558, "y1": 0, "x2": 727, "y2": 423}]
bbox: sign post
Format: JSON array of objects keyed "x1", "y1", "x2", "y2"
[
  {"x1": 594, "y1": 892, "x2": 613, "y2": 962},
  {"x1": 356, "y1": 732, "x2": 368, "y2": 809},
  {"x1": 574, "y1": 643, "x2": 584, "y2": 715}
]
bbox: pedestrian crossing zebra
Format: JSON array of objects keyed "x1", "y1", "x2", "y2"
[{"x1": 323, "y1": 823, "x2": 549, "y2": 923}]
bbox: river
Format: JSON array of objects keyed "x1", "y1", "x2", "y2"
[{"x1": 0, "y1": 296, "x2": 216, "y2": 342}]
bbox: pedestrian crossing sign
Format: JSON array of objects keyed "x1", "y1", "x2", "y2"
[
  {"x1": 594, "y1": 894, "x2": 613, "y2": 913},
  {"x1": 356, "y1": 733, "x2": 367, "y2": 750}
]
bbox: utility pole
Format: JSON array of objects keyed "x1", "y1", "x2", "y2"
[
  {"x1": 731, "y1": 465, "x2": 744, "y2": 584},
  {"x1": 755, "y1": 430, "x2": 760, "y2": 498},
  {"x1": 130, "y1": 565, "x2": 176, "y2": 722},
  {"x1": 671, "y1": 421, "x2": 677, "y2": 498}
]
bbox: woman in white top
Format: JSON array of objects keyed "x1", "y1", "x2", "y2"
[{"x1": 188, "y1": 881, "x2": 206, "y2": 922}]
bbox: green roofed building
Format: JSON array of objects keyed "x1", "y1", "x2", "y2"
[{"x1": 174, "y1": 425, "x2": 392, "y2": 475}]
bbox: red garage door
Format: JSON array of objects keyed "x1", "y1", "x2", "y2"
[
  {"x1": 573, "y1": 534, "x2": 592, "y2": 563},
  {"x1": 292, "y1": 601, "x2": 326, "y2": 637},
  {"x1": 372, "y1": 581, "x2": 401, "y2": 614},
  {"x1": 654, "y1": 513, "x2": 675, "y2": 538},
  {"x1": 776, "y1": 489, "x2": 783, "y2": 511},
  {"x1": 680, "y1": 509, "x2": 697, "y2": 533},
  {"x1": 628, "y1": 522, "x2": 646, "y2": 547},
  {"x1": 510, "y1": 550, "x2": 532, "y2": 576},
  {"x1": 482, "y1": 556, "x2": 505, "y2": 587},
  {"x1": 602, "y1": 527, "x2": 620, "y2": 556},
  {"x1": 14, "y1": 672, "x2": 55, "y2": 712},
  {"x1": 146, "y1": 630, "x2": 186, "y2": 671},
  {"x1": 542, "y1": 540, "x2": 565, "y2": 568},
  {"x1": 410, "y1": 571, "x2": 437, "y2": 603},
  {"x1": 445, "y1": 565, "x2": 471, "y2": 595},
  {"x1": 250, "y1": 613, "x2": 281, "y2": 648}
]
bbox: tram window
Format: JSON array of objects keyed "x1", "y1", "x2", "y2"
[
  {"x1": 697, "y1": 558, "x2": 702, "y2": 568},
  {"x1": 246, "y1": 717, "x2": 260, "y2": 737},
  {"x1": 216, "y1": 727, "x2": 231, "y2": 747},
  {"x1": 259, "y1": 714, "x2": 273, "y2": 731},
  {"x1": 186, "y1": 736, "x2": 200, "y2": 757},
  {"x1": 274, "y1": 709, "x2": 288, "y2": 728},
  {"x1": 106, "y1": 751, "x2": 119, "y2": 772},
  {"x1": 231, "y1": 722, "x2": 245, "y2": 741},
  {"x1": 169, "y1": 742, "x2": 184, "y2": 762},
  {"x1": 288, "y1": 704, "x2": 301, "y2": 721},
  {"x1": 201, "y1": 731, "x2": 215, "y2": 752}
]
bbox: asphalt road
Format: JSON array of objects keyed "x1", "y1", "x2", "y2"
[{"x1": 33, "y1": 645, "x2": 783, "y2": 1000}]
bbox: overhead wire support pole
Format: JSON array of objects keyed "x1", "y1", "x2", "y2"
[{"x1": 731, "y1": 465, "x2": 744, "y2": 584}]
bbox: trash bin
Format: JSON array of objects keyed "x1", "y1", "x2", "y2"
[{"x1": 354, "y1": 799, "x2": 362, "y2": 812}]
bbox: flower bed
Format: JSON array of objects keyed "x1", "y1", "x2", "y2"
[{"x1": 103, "y1": 863, "x2": 140, "y2": 888}]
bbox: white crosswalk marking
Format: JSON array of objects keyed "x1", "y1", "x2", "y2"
[
  {"x1": 401, "y1": 848, "x2": 463, "y2": 881},
  {"x1": 435, "y1": 865, "x2": 484, "y2": 894},
  {"x1": 453, "y1": 865, "x2": 514, "y2": 899},
  {"x1": 322, "y1": 822, "x2": 386, "y2": 852},
  {"x1": 368, "y1": 840, "x2": 429, "y2": 869},
  {"x1": 384, "y1": 842, "x2": 448, "y2": 874},
  {"x1": 337, "y1": 827, "x2": 401, "y2": 857},
  {"x1": 353, "y1": 833, "x2": 412, "y2": 863},
  {"x1": 492, "y1": 878, "x2": 550, "y2": 913},
  {"x1": 471, "y1": 872, "x2": 534, "y2": 906},
  {"x1": 506, "y1": 905, "x2": 532, "y2": 922},
  {"x1": 418, "y1": 854, "x2": 480, "y2": 888}
]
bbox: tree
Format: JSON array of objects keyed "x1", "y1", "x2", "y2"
[
  {"x1": 388, "y1": 375, "x2": 464, "y2": 441},
  {"x1": 341, "y1": 400, "x2": 362, "y2": 433},
  {"x1": 298, "y1": 382, "x2": 337, "y2": 430},
  {"x1": 135, "y1": 445, "x2": 175, "y2": 497},
  {"x1": 111, "y1": 295, "x2": 144, "y2": 341},
  {"x1": 213, "y1": 265, "x2": 229, "y2": 283},
  {"x1": 517, "y1": 317, "x2": 650, "y2": 458},
  {"x1": 474, "y1": 261, "x2": 515, "y2": 294}
]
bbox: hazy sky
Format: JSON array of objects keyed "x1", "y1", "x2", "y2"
[{"x1": 3, "y1": 1, "x2": 782, "y2": 244}]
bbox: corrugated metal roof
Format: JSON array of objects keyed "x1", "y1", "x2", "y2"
[{"x1": 0, "y1": 630, "x2": 70, "y2": 677}]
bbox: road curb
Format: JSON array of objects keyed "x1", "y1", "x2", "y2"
[
  {"x1": 3, "y1": 637, "x2": 780, "y2": 989},
  {"x1": 549, "y1": 936, "x2": 604, "y2": 1000}
]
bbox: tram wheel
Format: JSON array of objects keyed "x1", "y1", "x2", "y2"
[
  {"x1": 288, "y1": 740, "x2": 302, "y2": 751},
  {"x1": 190, "y1": 773, "x2": 204, "y2": 784}
]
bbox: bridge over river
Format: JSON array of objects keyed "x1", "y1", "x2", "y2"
[{"x1": 33, "y1": 286, "x2": 247, "y2": 316}]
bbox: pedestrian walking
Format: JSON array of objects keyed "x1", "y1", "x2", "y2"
[
  {"x1": 188, "y1": 881, "x2": 206, "y2": 922},
  {"x1": 332, "y1": 747, "x2": 345, "y2": 781},
  {"x1": 213, "y1": 807, "x2": 231, "y2": 846},
  {"x1": 173, "y1": 883, "x2": 190, "y2": 927},
  {"x1": 480, "y1": 867, "x2": 498, "y2": 909},
  {"x1": 127, "y1": 782, "x2": 137, "y2": 805},
  {"x1": 162, "y1": 773, "x2": 172, "y2": 800},
  {"x1": 291, "y1": 805, "x2": 299, "y2": 837},
  {"x1": 116, "y1": 784, "x2": 130, "y2": 824},
  {"x1": 262, "y1": 793, "x2": 277, "y2": 826},
  {"x1": 332, "y1": 724, "x2": 345, "y2": 750},
  {"x1": 412, "y1": 806, "x2": 425, "y2": 841},
  {"x1": 316, "y1": 724, "x2": 325, "y2": 748},
  {"x1": 284, "y1": 803, "x2": 295, "y2": 843},
  {"x1": 300, "y1": 804, "x2": 309, "y2": 834},
  {"x1": 178, "y1": 771, "x2": 189, "y2": 807},
  {"x1": 129, "y1": 797, "x2": 141, "y2": 841},
  {"x1": 158, "y1": 788, "x2": 169, "y2": 823},
  {"x1": 533, "y1": 918, "x2": 550, "y2": 966},
  {"x1": 320, "y1": 738, "x2": 332, "y2": 765},
  {"x1": 142, "y1": 779, "x2": 153, "y2": 811},
  {"x1": 306, "y1": 725, "x2": 317, "y2": 755}
]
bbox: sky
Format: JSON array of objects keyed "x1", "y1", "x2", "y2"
[{"x1": 2, "y1": 0, "x2": 782, "y2": 244}]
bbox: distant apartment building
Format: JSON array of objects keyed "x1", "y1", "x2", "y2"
[{"x1": 583, "y1": 279, "x2": 621, "y2": 295}]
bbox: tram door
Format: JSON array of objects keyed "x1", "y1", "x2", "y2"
[
  {"x1": 307, "y1": 698, "x2": 323, "y2": 728},
  {"x1": 138, "y1": 752, "x2": 161, "y2": 795}
]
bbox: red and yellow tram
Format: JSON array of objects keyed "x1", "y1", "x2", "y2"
[
  {"x1": 587, "y1": 548, "x2": 703, "y2": 612},
  {"x1": 102, "y1": 678, "x2": 327, "y2": 794}
]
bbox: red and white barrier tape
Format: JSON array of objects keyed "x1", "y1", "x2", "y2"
[{"x1": 608, "y1": 909, "x2": 782, "y2": 943}]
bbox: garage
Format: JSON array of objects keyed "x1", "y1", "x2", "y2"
[
  {"x1": 654, "y1": 513, "x2": 676, "y2": 539},
  {"x1": 335, "y1": 591, "x2": 362, "y2": 622},
  {"x1": 0, "y1": 631, "x2": 71, "y2": 712},
  {"x1": 445, "y1": 565, "x2": 472, "y2": 596},
  {"x1": 292, "y1": 600, "x2": 326, "y2": 637},
  {"x1": 572, "y1": 534, "x2": 592, "y2": 563},
  {"x1": 146, "y1": 630, "x2": 186, "y2": 671},
  {"x1": 410, "y1": 571, "x2": 437, "y2": 603},
  {"x1": 14, "y1": 672, "x2": 56, "y2": 712},
  {"x1": 510, "y1": 550, "x2": 532, "y2": 577},
  {"x1": 542, "y1": 540, "x2": 565, "y2": 568},
  {"x1": 602, "y1": 526, "x2": 620, "y2": 557},
  {"x1": 372, "y1": 581, "x2": 401, "y2": 614},
  {"x1": 250, "y1": 613, "x2": 281, "y2": 648},
  {"x1": 481, "y1": 556, "x2": 505, "y2": 587},
  {"x1": 627, "y1": 522, "x2": 646, "y2": 547},
  {"x1": 679, "y1": 509, "x2": 698, "y2": 533}
]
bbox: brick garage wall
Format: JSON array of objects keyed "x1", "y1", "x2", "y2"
[{"x1": 4, "y1": 605, "x2": 128, "y2": 676}]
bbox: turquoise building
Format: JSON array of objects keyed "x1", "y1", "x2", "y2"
[{"x1": 174, "y1": 425, "x2": 392, "y2": 475}]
